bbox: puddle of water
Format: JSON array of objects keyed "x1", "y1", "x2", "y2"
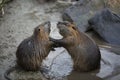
[{"x1": 42, "y1": 48, "x2": 73, "y2": 79}]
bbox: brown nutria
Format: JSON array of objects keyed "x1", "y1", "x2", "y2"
[
  {"x1": 4, "y1": 21, "x2": 54, "y2": 80},
  {"x1": 50, "y1": 21, "x2": 101, "y2": 72},
  {"x1": 16, "y1": 21, "x2": 53, "y2": 71}
]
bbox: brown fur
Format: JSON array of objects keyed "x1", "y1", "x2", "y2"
[
  {"x1": 16, "y1": 21, "x2": 53, "y2": 71},
  {"x1": 51, "y1": 21, "x2": 101, "y2": 72}
]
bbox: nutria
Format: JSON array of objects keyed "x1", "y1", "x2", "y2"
[
  {"x1": 4, "y1": 21, "x2": 54, "y2": 80},
  {"x1": 50, "y1": 21, "x2": 101, "y2": 72},
  {"x1": 16, "y1": 21, "x2": 54, "y2": 71}
]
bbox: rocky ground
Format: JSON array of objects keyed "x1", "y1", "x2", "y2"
[{"x1": 0, "y1": 0, "x2": 120, "y2": 80}]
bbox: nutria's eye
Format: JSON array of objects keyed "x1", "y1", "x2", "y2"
[
  {"x1": 72, "y1": 26, "x2": 76, "y2": 30},
  {"x1": 38, "y1": 29, "x2": 40, "y2": 31}
]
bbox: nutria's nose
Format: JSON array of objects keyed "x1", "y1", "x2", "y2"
[
  {"x1": 57, "y1": 21, "x2": 70, "y2": 26},
  {"x1": 57, "y1": 21, "x2": 63, "y2": 25}
]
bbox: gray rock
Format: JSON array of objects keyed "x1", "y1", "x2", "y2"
[
  {"x1": 88, "y1": 8, "x2": 120, "y2": 45},
  {"x1": 62, "y1": 0, "x2": 105, "y2": 32},
  {"x1": 9, "y1": 69, "x2": 48, "y2": 80},
  {"x1": 104, "y1": 0, "x2": 120, "y2": 14}
]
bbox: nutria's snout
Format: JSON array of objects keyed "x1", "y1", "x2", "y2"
[
  {"x1": 57, "y1": 22, "x2": 62, "y2": 28},
  {"x1": 57, "y1": 21, "x2": 66, "y2": 29},
  {"x1": 57, "y1": 21, "x2": 71, "y2": 27},
  {"x1": 57, "y1": 21, "x2": 63, "y2": 25}
]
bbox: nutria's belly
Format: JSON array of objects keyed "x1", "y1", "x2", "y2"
[
  {"x1": 17, "y1": 56, "x2": 41, "y2": 71},
  {"x1": 67, "y1": 47, "x2": 100, "y2": 72}
]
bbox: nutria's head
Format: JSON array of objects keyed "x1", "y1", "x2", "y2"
[
  {"x1": 57, "y1": 21, "x2": 78, "y2": 38},
  {"x1": 34, "y1": 21, "x2": 51, "y2": 39}
]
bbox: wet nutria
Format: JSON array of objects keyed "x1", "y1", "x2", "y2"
[
  {"x1": 4, "y1": 21, "x2": 54, "y2": 80},
  {"x1": 16, "y1": 21, "x2": 53, "y2": 71},
  {"x1": 50, "y1": 21, "x2": 101, "y2": 72}
]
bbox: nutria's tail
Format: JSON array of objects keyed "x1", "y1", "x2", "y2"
[{"x1": 4, "y1": 66, "x2": 16, "y2": 80}]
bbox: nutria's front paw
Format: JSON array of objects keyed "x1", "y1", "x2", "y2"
[
  {"x1": 49, "y1": 37, "x2": 62, "y2": 47},
  {"x1": 49, "y1": 37, "x2": 57, "y2": 42}
]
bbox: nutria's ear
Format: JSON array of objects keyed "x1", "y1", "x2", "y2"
[{"x1": 72, "y1": 26, "x2": 77, "y2": 30}]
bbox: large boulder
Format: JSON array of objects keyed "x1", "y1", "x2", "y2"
[
  {"x1": 105, "y1": 0, "x2": 120, "y2": 14},
  {"x1": 62, "y1": 0, "x2": 105, "y2": 32},
  {"x1": 88, "y1": 8, "x2": 120, "y2": 45}
]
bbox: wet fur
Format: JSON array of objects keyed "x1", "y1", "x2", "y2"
[
  {"x1": 4, "y1": 21, "x2": 53, "y2": 80},
  {"x1": 16, "y1": 21, "x2": 53, "y2": 71},
  {"x1": 51, "y1": 21, "x2": 101, "y2": 72}
]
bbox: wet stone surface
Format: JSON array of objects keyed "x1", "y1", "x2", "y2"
[
  {"x1": 88, "y1": 8, "x2": 120, "y2": 45},
  {"x1": 62, "y1": 0, "x2": 105, "y2": 32}
]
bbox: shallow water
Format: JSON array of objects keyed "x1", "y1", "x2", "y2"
[{"x1": 0, "y1": 0, "x2": 120, "y2": 80}]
